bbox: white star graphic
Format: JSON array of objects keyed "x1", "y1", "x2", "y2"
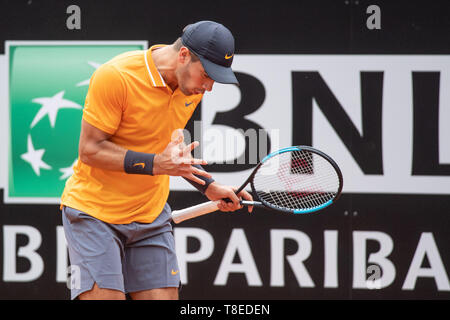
[
  {"x1": 30, "y1": 91, "x2": 82, "y2": 128},
  {"x1": 20, "y1": 135, "x2": 52, "y2": 176},
  {"x1": 76, "y1": 61, "x2": 101, "y2": 87},
  {"x1": 59, "y1": 158, "x2": 78, "y2": 180}
]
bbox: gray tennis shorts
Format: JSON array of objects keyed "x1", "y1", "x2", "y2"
[{"x1": 62, "y1": 203, "x2": 180, "y2": 300}]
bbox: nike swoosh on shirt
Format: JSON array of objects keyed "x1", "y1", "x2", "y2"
[{"x1": 185, "y1": 101, "x2": 193, "y2": 107}]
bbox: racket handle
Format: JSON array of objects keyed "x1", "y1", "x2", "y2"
[
  {"x1": 171, "y1": 200, "x2": 220, "y2": 224},
  {"x1": 240, "y1": 200, "x2": 264, "y2": 207}
]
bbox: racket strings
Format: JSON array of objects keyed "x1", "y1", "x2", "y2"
[{"x1": 253, "y1": 150, "x2": 339, "y2": 211}]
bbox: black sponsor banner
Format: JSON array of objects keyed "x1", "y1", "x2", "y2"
[
  {"x1": 2, "y1": 0, "x2": 450, "y2": 55},
  {"x1": 0, "y1": 190, "x2": 449, "y2": 299}
]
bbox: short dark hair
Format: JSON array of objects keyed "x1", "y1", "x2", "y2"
[{"x1": 173, "y1": 37, "x2": 199, "y2": 62}]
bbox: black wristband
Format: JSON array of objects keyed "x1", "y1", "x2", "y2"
[
  {"x1": 124, "y1": 150, "x2": 155, "y2": 175},
  {"x1": 183, "y1": 164, "x2": 215, "y2": 194}
]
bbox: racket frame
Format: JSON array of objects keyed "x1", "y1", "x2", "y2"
[{"x1": 246, "y1": 145, "x2": 343, "y2": 214}]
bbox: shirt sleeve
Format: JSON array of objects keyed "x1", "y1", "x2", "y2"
[{"x1": 82, "y1": 64, "x2": 126, "y2": 135}]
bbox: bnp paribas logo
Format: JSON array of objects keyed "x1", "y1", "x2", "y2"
[{"x1": 6, "y1": 41, "x2": 147, "y2": 203}]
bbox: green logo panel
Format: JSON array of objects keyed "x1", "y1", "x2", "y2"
[{"x1": 7, "y1": 42, "x2": 147, "y2": 202}]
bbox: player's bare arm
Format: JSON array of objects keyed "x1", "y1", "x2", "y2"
[
  {"x1": 78, "y1": 119, "x2": 126, "y2": 171},
  {"x1": 78, "y1": 119, "x2": 212, "y2": 186}
]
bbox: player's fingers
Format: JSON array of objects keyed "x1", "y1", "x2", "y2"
[
  {"x1": 220, "y1": 200, "x2": 237, "y2": 212},
  {"x1": 217, "y1": 200, "x2": 229, "y2": 212},
  {"x1": 183, "y1": 173, "x2": 206, "y2": 185},
  {"x1": 227, "y1": 201, "x2": 237, "y2": 211},
  {"x1": 183, "y1": 141, "x2": 199, "y2": 155},
  {"x1": 191, "y1": 167, "x2": 212, "y2": 179},
  {"x1": 178, "y1": 144, "x2": 186, "y2": 157},
  {"x1": 171, "y1": 135, "x2": 184, "y2": 146},
  {"x1": 171, "y1": 128, "x2": 184, "y2": 142},
  {"x1": 237, "y1": 189, "x2": 253, "y2": 201},
  {"x1": 179, "y1": 157, "x2": 208, "y2": 165},
  {"x1": 225, "y1": 191, "x2": 241, "y2": 210},
  {"x1": 237, "y1": 189, "x2": 254, "y2": 212},
  {"x1": 169, "y1": 133, "x2": 184, "y2": 149}
]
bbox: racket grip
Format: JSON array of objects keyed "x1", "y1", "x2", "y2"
[{"x1": 171, "y1": 200, "x2": 220, "y2": 224}]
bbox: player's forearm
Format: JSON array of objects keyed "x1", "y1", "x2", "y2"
[{"x1": 79, "y1": 139, "x2": 127, "y2": 171}]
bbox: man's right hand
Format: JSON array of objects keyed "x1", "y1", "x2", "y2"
[{"x1": 153, "y1": 130, "x2": 212, "y2": 185}]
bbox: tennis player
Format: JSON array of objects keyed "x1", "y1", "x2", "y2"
[{"x1": 60, "y1": 21, "x2": 253, "y2": 300}]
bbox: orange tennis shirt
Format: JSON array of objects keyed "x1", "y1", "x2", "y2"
[{"x1": 61, "y1": 45, "x2": 203, "y2": 224}]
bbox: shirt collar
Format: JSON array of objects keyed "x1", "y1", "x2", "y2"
[{"x1": 144, "y1": 45, "x2": 167, "y2": 88}]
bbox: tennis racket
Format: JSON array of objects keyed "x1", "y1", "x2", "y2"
[{"x1": 171, "y1": 145, "x2": 343, "y2": 223}]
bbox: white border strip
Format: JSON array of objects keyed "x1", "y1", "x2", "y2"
[
  {"x1": 4, "y1": 40, "x2": 148, "y2": 205},
  {"x1": 157, "y1": 68, "x2": 167, "y2": 87},
  {"x1": 143, "y1": 50, "x2": 157, "y2": 86}
]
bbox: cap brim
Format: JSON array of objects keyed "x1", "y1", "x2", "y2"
[{"x1": 199, "y1": 56, "x2": 239, "y2": 85}]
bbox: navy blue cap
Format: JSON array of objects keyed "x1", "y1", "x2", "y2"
[{"x1": 181, "y1": 21, "x2": 238, "y2": 85}]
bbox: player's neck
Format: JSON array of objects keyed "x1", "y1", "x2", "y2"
[{"x1": 151, "y1": 45, "x2": 178, "y2": 91}]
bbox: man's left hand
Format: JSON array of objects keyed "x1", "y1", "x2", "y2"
[{"x1": 204, "y1": 182, "x2": 254, "y2": 213}]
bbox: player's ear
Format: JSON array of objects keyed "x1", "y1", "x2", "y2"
[{"x1": 178, "y1": 47, "x2": 190, "y2": 64}]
